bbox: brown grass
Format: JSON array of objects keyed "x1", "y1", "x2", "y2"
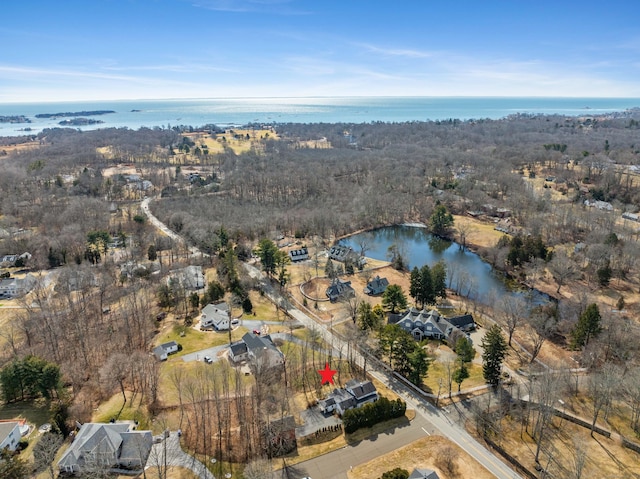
[{"x1": 349, "y1": 435, "x2": 497, "y2": 479}]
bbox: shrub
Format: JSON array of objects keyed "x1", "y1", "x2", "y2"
[{"x1": 342, "y1": 396, "x2": 406, "y2": 434}]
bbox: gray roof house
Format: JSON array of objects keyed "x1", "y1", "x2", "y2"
[
  {"x1": 363, "y1": 275, "x2": 389, "y2": 295},
  {"x1": 345, "y1": 379, "x2": 379, "y2": 406},
  {"x1": 393, "y1": 308, "x2": 475, "y2": 342},
  {"x1": 288, "y1": 247, "x2": 309, "y2": 262},
  {"x1": 57, "y1": 423, "x2": 152, "y2": 474},
  {"x1": 153, "y1": 341, "x2": 179, "y2": 361},
  {"x1": 0, "y1": 421, "x2": 21, "y2": 451},
  {"x1": 325, "y1": 279, "x2": 355, "y2": 302},
  {"x1": 0, "y1": 274, "x2": 36, "y2": 299},
  {"x1": 239, "y1": 332, "x2": 283, "y2": 368},
  {"x1": 328, "y1": 245, "x2": 365, "y2": 267},
  {"x1": 200, "y1": 302, "x2": 230, "y2": 331},
  {"x1": 168, "y1": 265, "x2": 205, "y2": 290},
  {"x1": 409, "y1": 469, "x2": 440, "y2": 479},
  {"x1": 319, "y1": 379, "x2": 378, "y2": 416}
]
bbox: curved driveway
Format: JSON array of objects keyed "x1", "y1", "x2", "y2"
[{"x1": 142, "y1": 196, "x2": 523, "y2": 479}]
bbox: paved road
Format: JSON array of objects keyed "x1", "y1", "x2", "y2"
[
  {"x1": 293, "y1": 415, "x2": 433, "y2": 479},
  {"x1": 245, "y1": 262, "x2": 523, "y2": 479},
  {"x1": 146, "y1": 432, "x2": 215, "y2": 479},
  {"x1": 142, "y1": 197, "x2": 523, "y2": 479}
]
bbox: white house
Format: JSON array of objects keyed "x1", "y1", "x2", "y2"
[
  {"x1": 168, "y1": 265, "x2": 205, "y2": 290},
  {"x1": 200, "y1": 302, "x2": 230, "y2": 331},
  {"x1": 153, "y1": 341, "x2": 179, "y2": 361},
  {"x1": 0, "y1": 421, "x2": 21, "y2": 451},
  {"x1": 0, "y1": 274, "x2": 36, "y2": 298}
]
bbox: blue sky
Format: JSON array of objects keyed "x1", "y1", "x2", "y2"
[{"x1": 2, "y1": 0, "x2": 640, "y2": 102}]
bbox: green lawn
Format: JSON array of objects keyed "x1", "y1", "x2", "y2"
[
  {"x1": 0, "y1": 399, "x2": 52, "y2": 428},
  {"x1": 92, "y1": 392, "x2": 151, "y2": 429},
  {"x1": 158, "y1": 323, "x2": 247, "y2": 358}
]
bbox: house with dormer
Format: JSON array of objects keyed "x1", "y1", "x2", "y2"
[
  {"x1": 229, "y1": 332, "x2": 283, "y2": 368},
  {"x1": 393, "y1": 308, "x2": 475, "y2": 342},
  {"x1": 318, "y1": 379, "x2": 378, "y2": 416},
  {"x1": 363, "y1": 275, "x2": 389, "y2": 295},
  {"x1": 325, "y1": 278, "x2": 355, "y2": 302},
  {"x1": 57, "y1": 422, "x2": 152, "y2": 474}
]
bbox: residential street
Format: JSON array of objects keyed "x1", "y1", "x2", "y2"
[
  {"x1": 143, "y1": 197, "x2": 523, "y2": 479},
  {"x1": 291, "y1": 414, "x2": 433, "y2": 479}
]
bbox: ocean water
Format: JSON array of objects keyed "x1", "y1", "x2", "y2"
[{"x1": 0, "y1": 96, "x2": 638, "y2": 137}]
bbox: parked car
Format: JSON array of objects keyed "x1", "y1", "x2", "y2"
[
  {"x1": 203, "y1": 356, "x2": 213, "y2": 364},
  {"x1": 252, "y1": 329, "x2": 261, "y2": 335},
  {"x1": 231, "y1": 318, "x2": 240, "y2": 326}
]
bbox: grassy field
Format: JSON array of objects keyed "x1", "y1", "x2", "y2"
[
  {"x1": 0, "y1": 399, "x2": 51, "y2": 427},
  {"x1": 92, "y1": 391, "x2": 151, "y2": 430},
  {"x1": 349, "y1": 435, "x2": 497, "y2": 479}
]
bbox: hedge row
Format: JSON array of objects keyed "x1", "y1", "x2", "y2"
[{"x1": 342, "y1": 396, "x2": 406, "y2": 434}]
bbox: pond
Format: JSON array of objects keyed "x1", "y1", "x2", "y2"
[{"x1": 339, "y1": 225, "x2": 536, "y2": 304}]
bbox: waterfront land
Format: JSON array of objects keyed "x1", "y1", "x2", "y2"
[{"x1": 2, "y1": 111, "x2": 640, "y2": 477}]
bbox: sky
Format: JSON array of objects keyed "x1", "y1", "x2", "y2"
[{"x1": 2, "y1": 0, "x2": 640, "y2": 102}]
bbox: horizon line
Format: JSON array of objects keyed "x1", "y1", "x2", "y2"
[{"x1": 2, "y1": 94, "x2": 640, "y2": 105}]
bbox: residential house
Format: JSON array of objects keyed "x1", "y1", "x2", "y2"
[
  {"x1": 288, "y1": 247, "x2": 309, "y2": 262},
  {"x1": 584, "y1": 199, "x2": 613, "y2": 211},
  {"x1": 57, "y1": 422, "x2": 152, "y2": 474},
  {"x1": 230, "y1": 332, "x2": 283, "y2": 368},
  {"x1": 319, "y1": 379, "x2": 378, "y2": 416},
  {"x1": 393, "y1": 308, "x2": 475, "y2": 342},
  {"x1": 228, "y1": 341, "x2": 249, "y2": 363},
  {"x1": 0, "y1": 274, "x2": 36, "y2": 298},
  {"x1": 328, "y1": 245, "x2": 364, "y2": 267},
  {"x1": 168, "y1": 265, "x2": 205, "y2": 290},
  {"x1": 363, "y1": 275, "x2": 389, "y2": 295},
  {"x1": 153, "y1": 341, "x2": 179, "y2": 361},
  {"x1": 409, "y1": 469, "x2": 440, "y2": 479},
  {"x1": 345, "y1": 379, "x2": 379, "y2": 407},
  {"x1": 200, "y1": 302, "x2": 230, "y2": 330},
  {"x1": 0, "y1": 421, "x2": 21, "y2": 451},
  {"x1": 325, "y1": 278, "x2": 355, "y2": 302}
]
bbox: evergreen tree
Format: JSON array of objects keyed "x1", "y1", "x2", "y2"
[
  {"x1": 571, "y1": 303, "x2": 602, "y2": 349},
  {"x1": 381, "y1": 468, "x2": 410, "y2": 479},
  {"x1": 382, "y1": 284, "x2": 407, "y2": 313},
  {"x1": 407, "y1": 347, "x2": 430, "y2": 386},
  {"x1": 431, "y1": 260, "x2": 448, "y2": 300},
  {"x1": 325, "y1": 258, "x2": 336, "y2": 279},
  {"x1": 254, "y1": 238, "x2": 280, "y2": 277},
  {"x1": 481, "y1": 325, "x2": 508, "y2": 387},
  {"x1": 0, "y1": 448, "x2": 28, "y2": 479},
  {"x1": 429, "y1": 204, "x2": 454, "y2": 236},
  {"x1": 453, "y1": 363, "x2": 470, "y2": 392}
]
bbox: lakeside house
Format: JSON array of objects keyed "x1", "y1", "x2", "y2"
[
  {"x1": 392, "y1": 308, "x2": 475, "y2": 342},
  {"x1": 363, "y1": 275, "x2": 389, "y2": 295},
  {"x1": 328, "y1": 245, "x2": 365, "y2": 267}
]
